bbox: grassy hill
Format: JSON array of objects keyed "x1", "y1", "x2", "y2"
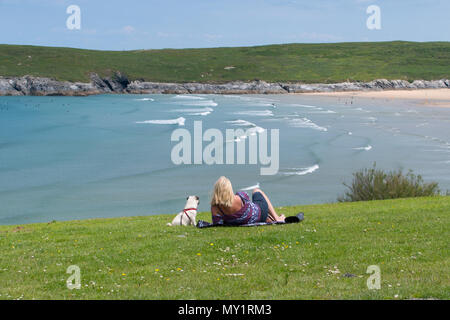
[
  {"x1": 0, "y1": 41, "x2": 449, "y2": 83},
  {"x1": 0, "y1": 196, "x2": 448, "y2": 300}
]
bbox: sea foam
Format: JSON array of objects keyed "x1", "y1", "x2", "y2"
[
  {"x1": 224, "y1": 119, "x2": 265, "y2": 141},
  {"x1": 353, "y1": 145, "x2": 372, "y2": 151},
  {"x1": 232, "y1": 110, "x2": 274, "y2": 117},
  {"x1": 172, "y1": 107, "x2": 214, "y2": 116},
  {"x1": 134, "y1": 98, "x2": 154, "y2": 101},
  {"x1": 282, "y1": 164, "x2": 320, "y2": 176},
  {"x1": 240, "y1": 183, "x2": 260, "y2": 191},
  {"x1": 136, "y1": 117, "x2": 186, "y2": 126},
  {"x1": 174, "y1": 100, "x2": 218, "y2": 107},
  {"x1": 225, "y1": 119, "x2": 257, "y2": 127},
  {"x1": 173, "y1": 95, "x2": 205, "y2": 100},
  {"x1": 286, "y1": 117, "x2": 328, "y2": 132}
]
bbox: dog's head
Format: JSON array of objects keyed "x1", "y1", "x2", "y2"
[{"x1": 185, "y1": 195, "x2": 200, "y2": 209}]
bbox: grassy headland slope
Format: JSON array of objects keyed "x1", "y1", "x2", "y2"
[
  {"x1": 0, "y1": 196, "x2": 448, "y2": 299},
  {"x1": 0, "y1": 41, "x2": 449, "y2": 83}
]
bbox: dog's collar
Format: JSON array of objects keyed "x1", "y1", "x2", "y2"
[{"x1": 181, "y1": 208, "x2": 197, "y2": 226}]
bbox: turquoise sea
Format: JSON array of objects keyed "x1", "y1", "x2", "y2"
[{"x1": 0, "y1": 94, "x2": 449, "y2": 224}]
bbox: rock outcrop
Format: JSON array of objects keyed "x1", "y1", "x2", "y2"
[
  {"x1": 0, "y1": 73, "x2": 448, "y2": 96},
  {"x1": 0, "y1": 75, "x2": 100, "y2": 96},
  {"x1": 281, "y1": 79, "x2": 449, "y2": 93}
]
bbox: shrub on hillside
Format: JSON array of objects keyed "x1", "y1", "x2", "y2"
[{"x1": 338, "y1": 165, "x2": 440, "y2": 202}]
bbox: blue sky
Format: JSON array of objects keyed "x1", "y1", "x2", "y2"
[{"x1": 0, "y1": 0, "x2": 449, "y2": 50}]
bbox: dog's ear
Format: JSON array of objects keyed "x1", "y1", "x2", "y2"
[
  {"x1": 196, "y1": 196, "x2": 200, "y2": 204},
  {"x1": 187, "y1": 196, "x2": 189, "y2": 200}
]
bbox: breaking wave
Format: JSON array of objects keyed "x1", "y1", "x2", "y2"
[
  {"x1": 134, "y1": 98, "x2": 154, "y2": 101},
  {"x1": 173, "y1": 100, "x2": 218, "y2": 107},
  {"x1": 224, "y1": 119, "x2": 265, "y2": 142},
  {"x1": 172, "y1": 107, "x2": 213, "y2": 116},
  {"x1": 232, "y1": 110, "x2": 274, "y2": 117},
  {"x1": 239, "y1": 183, "x2": 260, "y2": 191},
  {"x1": 135, "y1": 117, "x2": 186, "y2": 126},
  {"x1": 173, "y1": 95, "x2": 205, "y2": 100},
  {"x1": 353, "y1": 145, "x2": 372, "y2": 151},
  {"x1": 286, "y1": 117, "x2": 328, "y2": 132},
  {"x1": 225, "y1": 119, "x2": 257, "y2": 127},
  {"x1": 281, "y1": 164, "x2": 320, "y2": 176}
]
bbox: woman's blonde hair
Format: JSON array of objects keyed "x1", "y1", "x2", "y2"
[{"x1": 211, "y1": 176, "x2": 234, "y2": 207}]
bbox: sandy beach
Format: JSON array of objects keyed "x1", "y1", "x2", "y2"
[{"x1": 300, "y1": 88, "x2": 450, "y2": 107}]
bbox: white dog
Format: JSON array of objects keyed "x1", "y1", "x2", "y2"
[{"x1": 167, "y1": 196, "x2": 199, "y2": 226}]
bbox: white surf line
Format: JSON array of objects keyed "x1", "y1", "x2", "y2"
[
  {"x1": 239, "y1": 183, "x2": 260, "y2": 191},
  {"x1": 135, "y1": 117, "x2": 186, "y2": 126},
  {"x1": 172, "y1": 101, "x2": 218, "y2": 107},
  {"x1": 225, "y1": 119, "x2": 257, "y2": 127},
  {"x1": 281, "y1": 164, "x2": 320, "y2": 176},
  {"x1": 290, "y1": 103, "x2": 342, "y2": 115},
  {"x1": 232, "y1": 110, "x2": 274, "y2": 117},
  {"x1": 189, "y1": 111, "x2": 212, "y2": 116},
  {"x1": 352, "y1": 145, "x2": 372, "y2": 151},
  {"x1": 290, "y1": 103, "x2": 322, "y2": 109},
  {"x1": 307, "y1": 109, "x2": 337, "y2": 114},
  {"x1": 286, "y1": 117, "x2": 328, "y2": 132},
  {"x1": 224, "y1": 119, "x2": 265, "y2": 142},
  {"x1": 172, "y1": 107, "x2": 214, "y2": 112},
  {"x1": 171, "y1": 107, "x2": 214, "y2": 116},
  {"x1": 171, "y1": 96, "x2": 218, "y2": 107},
  {"x1": 134, "y1": 98, "x2": 154, "y2": 101},
  {"x1": 173, "y1": 95, "x2": 206, "y2": 100}
]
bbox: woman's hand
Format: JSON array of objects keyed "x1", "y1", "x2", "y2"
[{"x1": 277, "y1": 214, "x2": 286, "y2": 222}]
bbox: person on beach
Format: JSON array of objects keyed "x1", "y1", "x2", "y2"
[{"x1": 210, "y1": 176, "x2": 285, "y2": 225}]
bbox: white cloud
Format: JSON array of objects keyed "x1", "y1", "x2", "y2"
[{"x1": 121, "y1": 25, "x2": 135, "y2": 35}]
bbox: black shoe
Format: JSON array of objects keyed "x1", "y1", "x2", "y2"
[{"x1": 284, "y1": 212, "x2": 304, "y2": 224}]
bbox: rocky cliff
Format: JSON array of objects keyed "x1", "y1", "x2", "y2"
[{"x1": 0, "y1": 73, "x2": 448, "y2": 96}]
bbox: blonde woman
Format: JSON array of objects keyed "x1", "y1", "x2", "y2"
[{"x1": 211, "y1": 176, "x2": 285, "y2": 225}]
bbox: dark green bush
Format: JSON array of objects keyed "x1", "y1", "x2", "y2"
[{"x1": 338, "y1": 165, "x2": 440, "y2": 202}]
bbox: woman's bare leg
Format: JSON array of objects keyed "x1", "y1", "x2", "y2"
[{"x1": 253, "y1": 188, "x2": 285, "y2": 222}]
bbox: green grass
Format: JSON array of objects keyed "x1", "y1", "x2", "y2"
[
  {"x1": 0, "y1": 196, "x2": 448, "y2": 300},
  {"x1": 0, "y1": 41, "x2": 449, "y2": 83}
]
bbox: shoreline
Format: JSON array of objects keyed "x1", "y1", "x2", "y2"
[
  {"x1": 0, "y1": 74, "x2": 448, "y2": 97},
  {"x1": 300, "y1": 88, "x2": 450, "y2": 107}
]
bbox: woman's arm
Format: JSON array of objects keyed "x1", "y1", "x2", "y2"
[{"x1": 211, "y1": 205, "x2": 224, "y2": 224}]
